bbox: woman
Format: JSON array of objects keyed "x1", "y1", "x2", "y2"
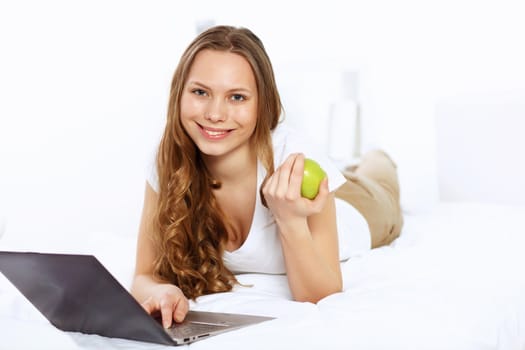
[{"x1": 131, "y1": 25, "x2": 403, "y2": 329}]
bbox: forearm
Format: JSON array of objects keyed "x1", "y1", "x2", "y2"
[
  {"x1": 261, "y1": 155, "x2": 342, "y2": 302},
  {"x1": 278, "y1": 220, "x2": 343, "y2": 303}
]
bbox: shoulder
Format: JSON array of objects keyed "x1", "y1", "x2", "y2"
[
  {"x1": 271, "y1": 123, "x2": 346, "y2": 192},
  {"x1": 146, "y1": 147, "x2": 159, "y2": 193},
  {"x1": 270, "y1": 123, "x2": 312, "y2": 160}
]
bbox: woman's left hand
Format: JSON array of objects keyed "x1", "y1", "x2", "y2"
[{"x1": 262, "y1": 153, "x2": 329, "y2": 224}]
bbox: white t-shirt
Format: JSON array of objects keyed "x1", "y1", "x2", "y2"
[{"x1": 147, "y1": 123, "x2": 371, "y2": 275}]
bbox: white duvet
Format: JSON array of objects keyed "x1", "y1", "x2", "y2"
[{"x1": 1, "y1": 202, "x2": 524, "y2": 350}]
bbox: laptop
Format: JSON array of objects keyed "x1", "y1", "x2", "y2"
[{"x1": 0, "y1": 251, "x2": 274, "y2": 345}]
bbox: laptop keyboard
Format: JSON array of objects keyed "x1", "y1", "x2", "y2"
[{"x1": 167, "y1": 321, "x2": 229, "y2": 338}]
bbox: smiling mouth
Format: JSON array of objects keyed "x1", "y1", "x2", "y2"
[{"x1": 198, "y1": 124, "x2": 233, "y2": 139}]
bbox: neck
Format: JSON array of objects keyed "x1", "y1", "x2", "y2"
[{"x1": 202, "y1": 147, "x2": 257, "y2": 186}]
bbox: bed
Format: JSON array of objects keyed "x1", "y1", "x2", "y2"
[
  {"x1": 1, "y1": 96, "x2": 525, "y2": 349},
  {"x1": 1, "y1": 201, "x2": 525, "y2": 350}
]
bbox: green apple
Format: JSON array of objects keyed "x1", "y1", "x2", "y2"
[{"x1": 301, "y1": 158, "x2": 327, "y2": 199}]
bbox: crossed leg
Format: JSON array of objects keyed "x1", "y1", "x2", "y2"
[{"x1": 335, "y1": 150, "x2": 404, "y2": 248}]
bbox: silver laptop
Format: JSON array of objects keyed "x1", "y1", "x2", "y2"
[{"x1": 0, "y1": 251, "x2": 274, "y2": 345}]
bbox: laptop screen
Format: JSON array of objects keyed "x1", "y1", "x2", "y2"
[{"x1": 0, "y1": 251, "x2": 175, "y2": 345}]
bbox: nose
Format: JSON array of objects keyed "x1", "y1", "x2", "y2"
[{"x1": 204, "y1": 98, "x2": 226, "y2": 122}]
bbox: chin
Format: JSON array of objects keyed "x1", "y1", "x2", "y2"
[{"x1": 195, "y1": 144, "x2": 229, "y2": 158}]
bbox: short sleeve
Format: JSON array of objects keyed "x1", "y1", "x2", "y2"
[
  {"x1": 272, "y1": 123, "x2": 346, "y2": 192},
  {"x1": 146, "y1": 148, "x2": 160, "y2": 193}
]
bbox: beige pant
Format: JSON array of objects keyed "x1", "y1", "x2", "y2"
[{"x1": 335, "y1": 150, "x2": 404, "y2": 248}]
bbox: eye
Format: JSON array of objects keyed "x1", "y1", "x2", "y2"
[
  {"x1": 231, "y1": 94, "x2": 246, "y2": 102},
  {"x1": 192, "y1": 89, "x2": 207, "y2": 97}
]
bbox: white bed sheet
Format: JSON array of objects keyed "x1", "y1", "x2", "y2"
[{"x1": 1, "y1": 202, "x2": 524, "y2": 350}]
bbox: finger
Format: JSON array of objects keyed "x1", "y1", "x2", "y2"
[
  {"x1": 141, "y1": 297, "x2": 155, "y2": 314},
  {"x1": 276, "y1": 154, "x2": 299, "y2": 197},
  {"x1": 173, "y1": 297, "x2": 189, "y2": 323},
  {"x1": 263, "y1": 167, "x2": 278, "y2": 199},
  {"x1": 311, "y1": 178, "x2": 329, "y2": 209},
  {"x1": 160, "y1": 298, "x2": 175, "y2": 328},
  {"x1": 288, "y1": 154, "x2": 305, "y2": 198},
  {"x1": 318, "y1": 177, "x2": 329, "y2": 195}
]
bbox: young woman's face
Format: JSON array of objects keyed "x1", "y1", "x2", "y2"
[{"x1": 180, "y1": 49, "x2": 258, "y2": 159}]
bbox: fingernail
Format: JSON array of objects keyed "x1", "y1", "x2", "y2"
[{"x1": 175, "y1": 311, "x2": 184, "y2": 322}]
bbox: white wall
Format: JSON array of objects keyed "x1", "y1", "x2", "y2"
[
  {"x1": 0, "y1": 1, "x2": 196, "y2": 237},
  {"x1": 1, "y1": 0, "x2": 524, "y2": 239},
  {"x1": 436, "y1": 92, "x2": 525, "y2": 206}
]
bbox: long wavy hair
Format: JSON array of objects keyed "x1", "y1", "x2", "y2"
[{"x1": 152, "y1": 26, "x2": 282, "y2": 299}]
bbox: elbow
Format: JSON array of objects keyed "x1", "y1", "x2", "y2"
[{"x1": 294, "y1": 281, "x2": 343, "y2": 304}]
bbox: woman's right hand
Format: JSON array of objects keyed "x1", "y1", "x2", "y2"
[
  {"x1": 140, "y1": 283, "x2": 189, "y2": 328},
  {"x1": 132, "y1": 184, "x2": 189, "y2": 328}
]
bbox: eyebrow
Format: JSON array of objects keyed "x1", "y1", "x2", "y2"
[{"x1": 187, "y1": 81, "x2": 253, "y2": 95}]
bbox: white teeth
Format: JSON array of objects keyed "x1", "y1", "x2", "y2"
[{"x1": 204, "y1": 129, "x2": 227, "y2": 136}]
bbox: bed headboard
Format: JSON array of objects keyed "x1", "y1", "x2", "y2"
[{"x1": 435, "y1": 91, "x2": 525, "y2": 205}]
